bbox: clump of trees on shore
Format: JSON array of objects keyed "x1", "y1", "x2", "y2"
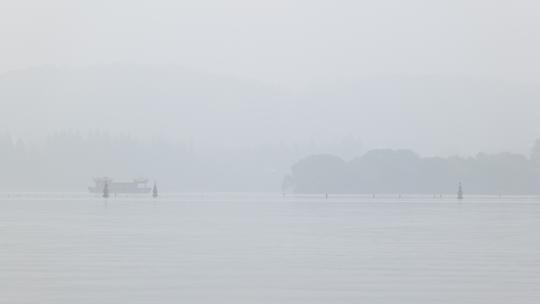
[{"x1": 284, "y1": 141, "x2": 540, "y2": 195}]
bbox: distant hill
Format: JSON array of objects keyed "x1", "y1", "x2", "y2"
[
  {"x1": 0, "y1": 64, "x2": 293, "y2": 147},
  {"x1": 1, "y1": 66, "x2": 540, "y2": 156}
]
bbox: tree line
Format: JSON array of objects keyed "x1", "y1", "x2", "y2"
[{"x1": 284, "y1": 141, "x2": 540, "y2": 195}]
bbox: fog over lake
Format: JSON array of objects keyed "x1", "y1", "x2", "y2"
[{"x1": 2, "y1": 0, "x2": 540, "y2": 303}]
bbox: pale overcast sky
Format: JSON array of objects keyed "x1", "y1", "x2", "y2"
[{"x1": 2, "y1": 0, "x2": 540, "y2": 85}]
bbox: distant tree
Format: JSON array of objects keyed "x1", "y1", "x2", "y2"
[
  {"x1": 281, "y1": 174, "x2": 294, "y2": 194},
  {"x1": 531, "y1": 139, "x2": 540, "y2": 162},
  {"x1": 290, "y1": 154, "x2": 348, "y2": 193},
  {"x1": 103, "y1": 182, "x2": 109, "y2": 198}
]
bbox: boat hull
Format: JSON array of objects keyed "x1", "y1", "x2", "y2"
[{"x1": 88, "y1": 184, "x2": 151, "y2": 194}]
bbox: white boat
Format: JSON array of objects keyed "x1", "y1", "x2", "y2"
[{"x1": 89, "y1": 177, "x2": 151, "y2": 194}]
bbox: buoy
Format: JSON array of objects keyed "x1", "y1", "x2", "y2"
[
  {"x1": 457, "y1": 182, "x2": 464, "y2": 200},
  {"x1": 152, "y1": 182, "x2": 158, "y2": 198}
]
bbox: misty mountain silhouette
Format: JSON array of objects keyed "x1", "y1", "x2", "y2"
[
  {"x1": 1, "y1": 65, "x2": 540, "y2": 155},
  {"x1": 0, "y1": 65, "x2": 287, "y2": 144}
]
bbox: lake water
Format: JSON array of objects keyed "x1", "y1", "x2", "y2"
[{"x1": 2, "y1": 193, "x2": 540, "y2": 303}]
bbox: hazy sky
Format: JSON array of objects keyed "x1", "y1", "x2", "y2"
[
  {"x1": 2, "y1": 0, "x2": 540, "y2": 156},
  {"x1": 2, "y1": 0, "x2": 540, "y2": 85}
]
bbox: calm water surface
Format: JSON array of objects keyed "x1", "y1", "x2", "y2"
[{"x1": 1, "y1": 194, "x2": 540, "y2": 303}]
